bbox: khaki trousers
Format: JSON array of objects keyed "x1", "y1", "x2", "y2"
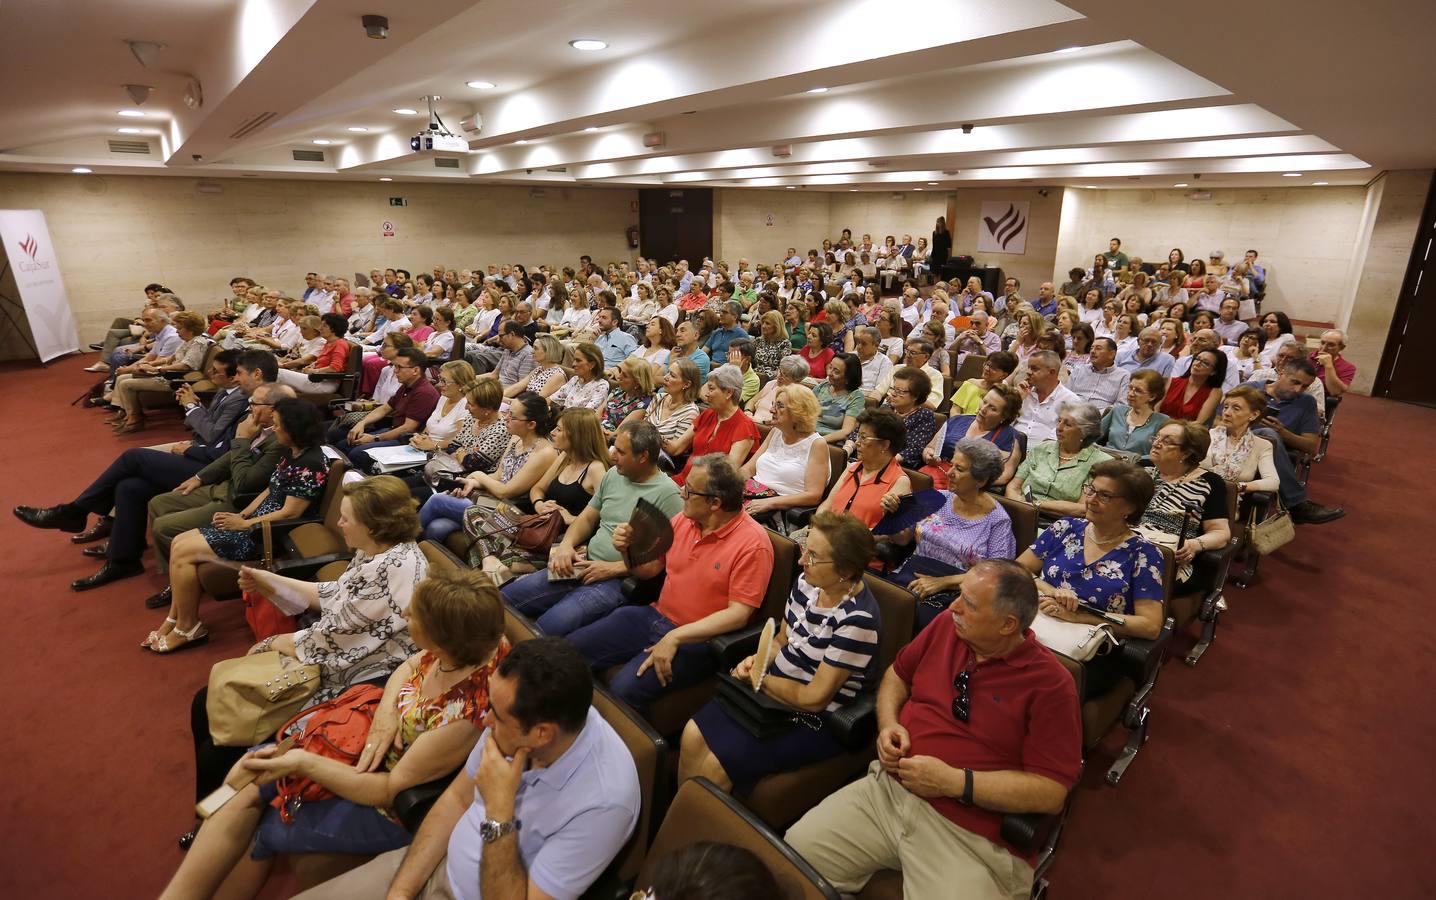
[
  {"x1": 293, "y1": 848, "x2": 455, "y2": 900},
  {"x1": 148, "y1": 484, "x2": 235, "y2": 570},
  {"x1": 112, "y1": 374, "x2": 173, "y2": 417},
  {"x1": 785, "y1": 762, "x2": 1032, "y2": 900}
]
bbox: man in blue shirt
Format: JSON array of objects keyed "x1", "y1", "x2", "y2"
[
  {"x1": 1032, "y1": 282, "x2": 1059, "y2": 319},
  {"x1": 702, "y1": 302, "x2": 749, "y2": 366},
  {"x1": 593, "y1": 307, "x2": 637, "y2": 370},
  {"x1": 673, "y1": 320, "x2": 710, "y2": 381},
  {"x1": 296, "y1": 638, "x2": 640, "y2": 900},
  {"x1": 1116, "y1": 327, "x2": 1175, "y2": 379},
  {"x1": 1240, "y1": 357, "x2": 1343, "y2": 524}
]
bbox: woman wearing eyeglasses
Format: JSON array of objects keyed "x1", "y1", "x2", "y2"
[
  {"x1": 921, "y1": 384, "x2": 1023, "y2": 490},
  {"x1": 880, "y1": 366, "x2": 937, "y2": 467},
  {"x1": 818, "y1": 409, "x2": 911, "y2": 530},
  {"x1": 1006, "y1": 402, "x2": 1105, "y2": 518},
  {"x1": 1159, "y1": 347, "x2": 1226, "y2": 424},
  {"x1": 678, "y1": 511, "x2": 881, "y2": 796},
  {"x1": 1137, "y1": 420, "x2": 1232, "y2": 587},
  {"x1": 1016, "y1": 459, "x2": 1165, "y2": 698}
]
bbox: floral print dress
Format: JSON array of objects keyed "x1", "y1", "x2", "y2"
[
  {"x1": 1029, "y1": 517, "x2": 1164, "y2": 614},
  {"x1": 199, "y1": 447, "x2": 327, "y2": 559}
]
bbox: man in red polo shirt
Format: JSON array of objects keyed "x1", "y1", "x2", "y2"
[
  {"x1": 566, "y1": 453, "x2": 774, "y2": 715},
  {"x1": 324, "y1": 346, "x2": 440, "y2": 463},
  {"x1": 787, "y1": 559, "x2": 1081, "y2": 899},
  {"x1": 1310, "y1": 329, "x2": 1355, "y2": 401}
]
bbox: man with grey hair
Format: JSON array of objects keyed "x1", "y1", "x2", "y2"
[
  {"x1": 1116, "y1": 326, "x2": 1176, "y2": 378},
  {"x1": 1065, "y1": 337, "x2": 1129, "y2": 412},
  {"x1": 1311, "y1": 329, "x2": 1354, "y2": 399},
  {"x1": 855, "y1": 326, "x2": 894, "y2": 393},
  {"x1": 953, "y1": 310, "x2": 1001, "y2": 359},
  {"x1": 701, "y1": 302, "x2": 749, "y2": 366},
  {"x1": 502, "y1": 421, "x2": 684, "y2": 637},
  {"x1": 787, "y1": 558, "x2": 1081, "y2": 900},
  {"x1": 567, "y1": 453, "x2": 775, "y2": 715},
  {"x1": 1171, "y1": 328, "x2": 1240, "y2": 390},
  {"x1": 105, "y1": 307, "x2": 180, "y2": 384},
  {"x1": 1015, "y1": 350, "x2": 1079, "y2": 443}
]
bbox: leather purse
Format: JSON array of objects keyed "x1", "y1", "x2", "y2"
[
  {"x1": 714, "y1": 672, "x2": 823, "y2": 739},
  {"x1": 1248, "y1": 500, "x2": 1295, "y2": 556},
  {"x1": 206, "y1": 650, "x2": 322, "y2": 747},
  {"x1": 1029, "y1": 610, "x2": 1116, "y2": 663}
]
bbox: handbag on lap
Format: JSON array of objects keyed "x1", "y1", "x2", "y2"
[{"x1": 207, "y1": 651, "x2": 321, "y2": 747}]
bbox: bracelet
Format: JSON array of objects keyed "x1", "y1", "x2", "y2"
[{"x1": 960, "y1": 768, "x2": 974, "y2": 805}]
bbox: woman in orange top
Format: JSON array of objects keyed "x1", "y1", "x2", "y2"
[{"x1": 818, "y1": 409, "x2": 912, "y2": 529}]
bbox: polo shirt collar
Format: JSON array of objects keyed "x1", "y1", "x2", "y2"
[
  {"x1": 690, "y1": 510, "x2": 752, "y2": 545},
  {"x1": 973, "y1": 630, "x2": 1044, "y2": 670},
  {"x1": 526, "y1": 708, "x2": 599, "y2": 790}
]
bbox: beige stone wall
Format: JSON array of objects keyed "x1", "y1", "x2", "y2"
[
  {"x1": 827, "y1": 192, "x2": 951, "y2": 253},
  {"x1": 714, "y1": 189, "x2": 831, "y2": 267},
  {"x1": 0, "y1": 173, "x2": 637, "y2": 349},
  {"x1": 949, "y1": 187, "x2": 1065, "y2": 293}
]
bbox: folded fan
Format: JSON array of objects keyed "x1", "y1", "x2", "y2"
[
  {"x1": 873, "y1": 489, "x2": 948, "y2": 536},
  {"x1": 621, "y1": 497, "x2": 675, "y2": 570}
]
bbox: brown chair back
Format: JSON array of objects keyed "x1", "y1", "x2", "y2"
[
  {"x1": 953, "y1": 353, "x2": 986, "y2": 384},
  {"x1": 761, "y1": 529, "x2": 800, "y2": 621},
  {"x1": 994, "y1": 494, "x2": 1039, "y2": 556},
  {"x1": 862, "y1": 574, "x2": 916, "y2": 674},
  {"x1": 826, "y1": 444, "x2": 847, "y2": 493},
  {"x1": 418, "y1": 539, "x2": 461, "y2": 575},
  {"x1": 639, "y1": 778, "x2": 840, "y2": 900},
  {"x1": 592, "y1": 685, "x2": 667, "y2": 882},
  {"x1": 503, "y1": 605, "x2": 541, "y2": 645},
  {"x1": 903, "y1": 467, "x2": 933, "y2": 493}
]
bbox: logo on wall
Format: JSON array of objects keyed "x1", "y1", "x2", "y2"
[
  {"x1": 18, "y1": 233, "x2": 40, "y2": 261},
  {"x1": 977, "y1": 201, "x2": 1030, "y2": 255},
  {"x1": 14, "y1": 233, "x2": 50, "y2": 271}
]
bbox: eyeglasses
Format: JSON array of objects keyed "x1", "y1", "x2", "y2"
[
  {"x1": 249, "y1": 401, "x2": 273, "y2": 408},
  {"x1": 887, "y1": 386, "x2": 912, "y2": 397},
  {"x1": 394, "y1": 363, "x2": 420, "y2": 371},
  {"x1": 772, "y1": 401, "x2": 787, "y2": 410},
  {"x1": 1081, "y1": 484, "x2": 1121, "y2": 503},
  {"x1": 798, "y1": 545, "x2": 834, "y2": 566},
  {"x1": 951, "y1": 669, "x2": 972, "y2": 723},
  {"x1": 680, "y1": 485, "x2": 717, "y2": 500},
  {"x1": 1149, "y1": 436, "x2": 1181, "y2": 449}
]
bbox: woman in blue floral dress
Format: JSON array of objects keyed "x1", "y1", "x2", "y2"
[
  {"x1": 144, "y1": 399, "x2": 330, "y2": 654},
  {"x1": 1017, "y1": 459, "x2": 1166, "y2": 698}
]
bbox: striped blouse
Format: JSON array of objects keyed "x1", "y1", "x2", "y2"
[{"x1": 771, "y1": 575, "x2": 882, "y2": 711}]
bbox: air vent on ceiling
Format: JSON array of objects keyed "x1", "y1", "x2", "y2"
[
  {"x1": 292, "y1": 149, "x2": 326, "y2": 162},
  {"x1": 229, "y1": 111, "x2": 279, "y2": 140},
  {"x1": 545, "y1": 166, "x2": 567, "y2": 173},
  {"x1": 434, "y1": 157, "x2": 461, "y2": 169},
  {"x1": 107, "y1": 139, "x2": 152, "y2": 155}
]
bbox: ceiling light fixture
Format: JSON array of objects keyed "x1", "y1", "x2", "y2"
[
  {"x1": 583, "y1": 126, "x2": 598, "y2": 132},
  {"x1": 785, "y1": 185, "x2": 796, "y2": 190},
  {"x1": 347, "y1": 126, "x2": 369, "y2": 132},
  {"x1": 927, "y1": 181, "x2": 938, "y2": 186},
  {"x1": 913, "y1": 187, "x2": 923, "y2": 191},
  {"x1": 1173, "y1": 183, "x2": 1188, "y2": 187},
  {"x1": 1057, "y1": 46, "x2": 1083, "y2": 53},
  {"x1": 392, "y1": 107, "x2": 419, "y2": 115},
  {"x1": 1312, "y1": 181, "x2": 1329, "y2": 185},
  {"x1": 117, "y1": 109, "x2": 145, "y2": 118},
  {"x1": 466, "y1": 80, "x2": 496, "y2": 89},
  {"x1": 72, "y1": 167, "x2": 93, "y2": 174},
  {"x1": 569, "y1": 39, "x2": 607, "y2": 51},
  {"x1": 379, "y1": 177, "x2": 393, "y2": 182},
  {"x1": 515, "y1": 139, "x2": 529, "y2": 145},
  {"x1": 1282, "y1": 172, "x2": 1302, "y2": 177},
  {"x1": 1084, "y1": 185, "x2": 1099, "y2": 189},
  {"x1": 806, "y1": 87, "x2": 828, "y2": 94},
  {"x1": 849, "y1": 189, "x2": 858, "y2": 191},
  {"x1": 117, "y1": 127, "x2": 143, "y2": 134},
  {"x1": 312, "y1": 139, "x2": 332, "y2": 145}
]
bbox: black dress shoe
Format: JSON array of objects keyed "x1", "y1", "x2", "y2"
[
  {"x1": 13, "y1": 504, "x2": 88, "y2": 533},
  {"x1": 82, "y1": 543, "x2": 109, "y2": 558},
  {"x1": 1290, "y1": 501, "x2": 1346, "y2": 525},
  {"x1": 71, "y1": 516, "x2": 114, "y2": 544},
  {"x1": 70, "y1": 559, "x2": 145, "y2": 591},
  {"x1": 145, "y1": 585, "x2": 174, "y2": 609}
]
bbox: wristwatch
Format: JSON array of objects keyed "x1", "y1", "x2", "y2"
[{"x1": 480, "y1": 818, "x2": 521, "y2": 843}]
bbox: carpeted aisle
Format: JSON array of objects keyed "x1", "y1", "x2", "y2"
[{"x1": 1, "y1": 355, "x2": 1432, "y2": 898}]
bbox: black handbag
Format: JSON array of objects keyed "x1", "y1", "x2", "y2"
[{"x1": 714, "y1": 672, "x2": 823, "y2": 739}]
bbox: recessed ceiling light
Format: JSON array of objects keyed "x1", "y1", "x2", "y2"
[
  {"x1": 347, "y1": 126, "x2": 369, "y2": 133},
  {"x1": 379, "y1": 177, "x2": 393, "y2": 182},
  {"x1": 927, "y1": 182, "x2": 938, "y2": 186},
  {"x1": 1057, "y1": 46, "x2": 1083, "y2": 53},
  {"x1": 1312, "y1": 181, "x2": 1329, "y2": 185},
  {"x1": 785, "y1": 186, "x2": 796, "y2": 190},
  {"x1": 1173, "y1": 183, "x2": 1189, "y2": 187},
  {"x1": 117, "y1": 127, "x2": 143, "y2": 134},
  {"x1": 117, "y1": 109, "x2": 145, "y2": 118},
  {"x1": 392, "y1": 107, "x2": 419, "y2": 115},
  {"x1": 466, "y1": 80, "x2": 496, "y2": 89},
  {"x1": 312, "y1": 139, "x2": 332, "y2": 145},
  {"x1": 913, "y1": 187, "x2": 923, "y2": 191},
  {"x1": 1084, "y1": 185, "x2": 1099, "y2": 189},
  {"x1": 515, "y1": 139, "x2": 529, "y2": 145},
  {"x1": 1282, "y1": 172, "x2": 1302, "y2": 177},
  {"x1": 569, "y1": 39, "x2": 607, "y2": 51},
  {"x1": 72, "y1": 167, "x2": 93, "y2": 174},
  {"x1": 849, "y1": 189, "x2": 858, "y2": 192},
  {"x1": 806, "y1": 87, "x2": 828, "y2": 94},
  {"x1": 583, "y1": 126, "x2": 599, "y2": 133}
]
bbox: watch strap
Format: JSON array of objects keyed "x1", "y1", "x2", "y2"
[{"x1": 960, "y1": 768, "x2": 974, "y2": 806}]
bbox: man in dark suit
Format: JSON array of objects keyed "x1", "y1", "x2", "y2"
[
  {"x1": 11, "y1": 350, "x2": 277, "y2": 591},
  {"x1": 164, "y1": 349, "x2": 274, "y2": 463}
]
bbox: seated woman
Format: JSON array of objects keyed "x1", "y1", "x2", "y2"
[
  {"x1": 948, "y1": 349, "x2": 1018, "y2": 415},
  {"x1": 144, "y1": 399, "x2": 329, "y2": 653},
  {"x1": 635, "y1": 315, "x2": 676, "y2": 378},
  {"x1": 748, "y1": 354, "x2": 807, "y2": 428},
  {"x1": 874, "y1": 305, "x2": 904, "y2": 360},
  {"x1": 740, "y1": 384, "x2": 829, "y2": 525},
  {"x1": 646, "y1": 357, "x2": 701, "y2": 460},
  {"x1": 679, "y1": 511, "x2": 881, "y2": 795},
  {"x1": 920, "y1": 382, "x2": 1023, "y2": 489},
  {"x1": 468, "y1": 407, "x2": 608, "y2": 582},
  {"x1": 1099, "y1": 369, "x2": 1170, "y2": 456},
  {"x1": 1065, "y1": 321, "x2": 1095, "y2": 368},
  {"x1": 503, "y1": 333, "x2": 567, "y2": 400},
  {"x1": 417, "y1": 392, "x2": 558, "y2": 543},
  {"x1": 1016, "y1": 459, "x2": 1164, "y2": 698},
  {"x1": 799, "y1": 321, "x2": 836, "y2": 379},
  {"x1": 349, "y1": 360, "x2": 477, "y2": 472},
  {"x1": 1204, "y1": 385, "x2": 1279, "y2": 496},
  {"x1": 421, "y1": 306, "x2": 458, "y2": 360},
  {"x1": 275, "y1": 313, "x2": 354, "y2": 397},
  {"x1": 1139, "y1": 420, "x2": 1232, "y2": 587},
  {"x1": 673, "y1": 365, "x2": 761, "y2": 485},
  {"x1": 818, "y1": 409, "x2": 911, "y2": 530},
  {"x1": 881, "y1": 366, "x2": 938, "y2": 467},
  {"x1": 1226, "y1": 327, "x2": 1264, "y2": 385},
  {"x1": 625, "y1": 281, "x2": 658, "y2": 325},
  {"x1": 549, "y1": 342, "x2": 610, "y2": 412},
  {"x1": 106, "y1": 310, "x2": 210, "y2": 433},
  {"x1": 599, "y1": 356, "x2": 657, "y2": 440},
  {"x1": 785, "y1": 303, "x2": 810, "y2": 352},
  {"x1": 884, "y1": 438, "x2": 1016, "y2": 630},
  {"x1": 404, "y1": 305, "x2": 435, "y2": 345},
  {"x1": 921, "y1": 321, "x2": 952, "y2": 379},
  {"x1": 1006, "y1": 401, "x2": 1105, "y2": 518},
  {"x1": 813, "y1": 352, "x2": 865, "y2": 445},
  {"x1": 1159, "y1": 347, "x2": 1226, "y2": 424},
  {"x1": 752, "y1": 310, "x2": 791, "y2": 380},
  {"x1": 1257, "y1": 310, "x2": 1296, "y2": 367},
  {"x1": 1007, "y1": 306, "x2": 1044, "y2": 363},
  {"x1": 159, "y1": 569, "x2": 507, "y2": 900},
  {"x1": 825, "y1": 299, "x2": 863, "y2": 354}
]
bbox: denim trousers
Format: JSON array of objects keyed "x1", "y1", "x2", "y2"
[
  {"x1": 567, "y1": 605, "x2": 719, "y2": 715},
  {"x1": 419, "y1": 492, "x2": 471, "y2": 542},
  {"x1": 501, "y1": 569, "x2": 628, "y2": 637}
]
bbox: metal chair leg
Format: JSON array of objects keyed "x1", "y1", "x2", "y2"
[
  {"x1": 1185, "y1": 608, "x2": 1219, "y2": 666},
  {"x1": 1106, "y1": 704, "x2": 1149, "y2": 785}
]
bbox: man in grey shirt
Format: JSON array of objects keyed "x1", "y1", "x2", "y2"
[{"x1": 1065, "y1": 337, "x2": 1130, "y2": 412}]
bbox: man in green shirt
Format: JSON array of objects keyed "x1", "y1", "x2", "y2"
[
  {"x1": 501, "y1": 421, "x2": 684, "y2": 636},
  {"x1": 1100, "y1": 237, "x2": 1129, "y2": 272}
]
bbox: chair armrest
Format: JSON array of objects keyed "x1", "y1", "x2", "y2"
[
  {"x1": 248, "y1": 513, "x2": 325, "y2": 541},
  {"x1": 710, "y1": 625, "x2": 761, "y2": 670},
  {"x1": 1119, "y1": 615, "x2": 1173, "y2": 690},
  {"x1": 271, "y1": 551, "x2": 354, "y2": 580},
  {"x1": 827, "y1": 692, "x2": 876, "y2": 750},
  {"x1": 305, "y1": 371, "x2": 349, "y2": 381},
  {"x1": 394, "y1": 772, "x2": 459, "y2": 834},
  {"x1": 1001, "y1": 812, "x2": 1058, "y2": 856},
  {"x1": 618, "y1": 573, "x2": 665, "y2": 606},
  {"x1": 874, "y1": 540, "x2": 914, "y2": 572}
]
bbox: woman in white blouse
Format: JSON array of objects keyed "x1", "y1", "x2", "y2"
[
  {"x1": 468, "y1": 287, "x2": 503, "y2": 341},
  {"x1": 405, "y1": 360, "x2": 479, "y2": 453},
  {"x1": 277, "y1": 316, "x2": 326, "y2": 371},
  {"x1": 1203, "y1": 385, "x2": 1280, "y2": 495},
  {"x1": 422, "y1": 306, "x2": 457, "y2": 360},
  {"x1": 549, "y1": 343, "x2": 610, "y2": 412},
  {"x1": 636, "y1": 315, "x2": 675, "y2": 377},
  {"x1": 625, "y1": 281, "x2": 658, "y2": 325},
  {"x1": 740, "y1": 383, "x2": 829, "y2": 522},
  {"x1": 654, "y1": 284, "x2": 681, "y2": 325}
]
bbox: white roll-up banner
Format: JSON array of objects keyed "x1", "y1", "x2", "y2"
[{"x1": 0, "y1": 209, "x2": 81, "y2": 362}]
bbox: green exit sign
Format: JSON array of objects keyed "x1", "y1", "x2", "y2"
[{"x1": 389, "y1": 197, "x2": 407, "y2": 207}]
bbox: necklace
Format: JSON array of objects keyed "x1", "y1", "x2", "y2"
[
  {"x1": 437, "y1": 660, "x2": 465, "y2": 673},
  {"x1": 1087, "y1": 523, "x2": 1129, "y2": 546}
]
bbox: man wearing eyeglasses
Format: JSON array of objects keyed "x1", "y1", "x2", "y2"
[
  {"x1": 324, "y1": 347, "x2": 439, "y2": 461},
  {"x1": 786, "y1": 560, "x2": 1081, "y2": 900},
  {"x1": 869, "y1": 339, "x2": 944, "y2": 409}
]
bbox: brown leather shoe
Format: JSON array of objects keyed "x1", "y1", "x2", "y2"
[{"x1": 71, "y1": 516, "x2": 113, "y2": 544}]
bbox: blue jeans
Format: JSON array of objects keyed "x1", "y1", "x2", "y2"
[
  {"x1": 502, "y1": 569, "x2": 628, "y2": 637},
  {"x1": 567, "y1": 605, "x2": 719, "y2": 715},
  {"x1": 419, "y1": 492, "x2": 471, "y2": 541},
  {"x1": 1253, "y1": 426, "x2": 1307, "y2": 507}
]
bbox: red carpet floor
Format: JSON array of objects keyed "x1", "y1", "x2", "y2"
[{"x1": 2, "y1": 356, "x2": 1432, "y2": 899}]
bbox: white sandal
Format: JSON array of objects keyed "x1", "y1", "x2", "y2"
[
  {"x1": 142, "y1": 617, "x2": 177, "y2": 649},
  {"x1": 151, "y1": 621, "x2": 209, "y2": 654}
]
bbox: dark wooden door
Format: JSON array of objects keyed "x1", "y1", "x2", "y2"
[
  {"x1": 639, "y1": 188, "x2": 712, "y2": 266},
  {"x1": 1374, "y1": 175, "x2": 1436, "y2": 406}
]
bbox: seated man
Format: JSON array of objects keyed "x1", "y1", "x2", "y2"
[
  {"x1": 870, "y1": 339, "x2": 945, "y2": 409},
  {"x1": 326, "y1": 347, "x2": 439, "y2": 462},
  {"x1": 786, "y1": 560, "x2": 1080, "y2": 900},
  {"x1": 1250, "y1": 340, "x2": 1325, "y2": 419},
  {"x1": 502, "y1": 422, "x2": 684, "y2": 636},
  {"x1": 477, "y1": 322, "x2": 535, "y2": 387},
  {"x1": 1171, "y1": 328, "x2": 1242, "y2": 391},
  {"x1": 1240, "y1": 358, "x2": 1344, "y2": 524},
  {"x1": 594, "y1": 306, "x2": 638, "y2": 370},
  {"x1": 170, "y1": 349, "x2": 272, "y2": 463},
  {"x1": 1014, "y1": 350, "x2": 1080, "y2": 443},
  {"x1": 855, "y1": 327, "x2": 894, "y2": 394},
  {"x1": 104, "y1": 307, "x2": 181, "y2": 383},
  {"x1": 1064, "y1": 337, "x2": 1129, "y2": 412},
  {"x1": 566, "y1": 453, "x2": 774, "y2": 714},
  {"x1": 1116, "y1": 326, "x2": 1176, "y2": 378},
  {"x1": 1310, "y1": 328, "x2": 1355, "y2": 401},
  {"x1": 296, "y1": 637, "x2": 641, "y2": 900},
  {"x1": 701, "y1": 301, "x2": 748, "y2": 366}
]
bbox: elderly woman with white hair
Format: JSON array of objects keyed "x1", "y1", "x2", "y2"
[
  {"x1": 673, "y1": 364, "x2": 760, "y2": 486},
  {"x1": 1006, "y1": 401, "x2": 1106, "y2": 517},
  {"x1": 747, "y1": 355, "x2": 808, "y2": 427}
]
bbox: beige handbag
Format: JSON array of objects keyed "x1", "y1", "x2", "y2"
[
  {"x1": 1030, "y1": 610, "x2": 1116, "y2": 662},
  {"x1": 206, "y1": 650, "x2": 321, "y2": 747},
  {"x1": 1248, "y1": 500, "x2": 1295, "y2": 556}
]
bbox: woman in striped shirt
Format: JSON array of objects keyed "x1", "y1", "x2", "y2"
[{"x1": 679, "y1": 511, "x2": 882, "y2": 794}]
